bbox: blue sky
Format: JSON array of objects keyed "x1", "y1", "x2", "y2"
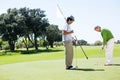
[{"x1": 0, "y1": 0, "x2": 120, "y2": 43}]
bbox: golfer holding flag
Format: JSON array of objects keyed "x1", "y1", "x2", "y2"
[
  {"x1": 62, "y1": 15, "x2": 77, "y2": 69},
  {"x1": 94, "y1": 26, "x2": 114, "y2": 66}
]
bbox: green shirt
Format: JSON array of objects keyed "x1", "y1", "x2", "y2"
[{"x1": 101, "y1": 29, "x2": 114, "y2": 45}]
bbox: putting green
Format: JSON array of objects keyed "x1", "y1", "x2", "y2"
[{"x1": 0, "y1": 58, "x2": 120, "y2": 80}]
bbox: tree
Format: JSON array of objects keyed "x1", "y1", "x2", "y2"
[
  {"x1": 117, "y1": 40, "x2": 120, "y2": 44},
  {"x1": 0, "y1": 7, "x2": 49, "y2": 51},
  {"x1": 18, "y1": 7, "x2": 49, "y2": 50},
  {"x1": 54, "y1": 30, "x2": 62, "y2": 42},
  {"x1": 46, "y1": 25, "x2": 60, "y2": 48},
  {"x1": 16, "y1": 7, "x2": 35, "y2": 50},
  {"x1": 0, "y1": 38, "x2": 3, "y2": 50},
  {"x1": 0, "y1": 8, "x2": 18, "y2": 51},
  {"x1": 77, "y1": 39, "x2": 88, "y2": 45},
  {"x1": 94, "y1": 40, "x2": 102, "y2": 46}
]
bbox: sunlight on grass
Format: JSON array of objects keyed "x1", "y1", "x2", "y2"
[{"x1": 0, "y1": 45, "x2": 120, "y2": 65}]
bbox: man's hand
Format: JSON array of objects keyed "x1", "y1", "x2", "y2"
[
  {"x1": 72, "y1": 37, "x2": 77, "y2": 41},
  {"x1": 101, "y1": 45, "x2": 105, "y2": 50},
  {"x1": 71, "y1": 30, "x2": 74, "y2": 33}
]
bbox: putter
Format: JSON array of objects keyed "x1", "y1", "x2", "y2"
[{"x1": 74, "y1": 36, "x2": 88, "y2": 60}]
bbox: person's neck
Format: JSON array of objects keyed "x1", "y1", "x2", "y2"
[{"x1": 67, "y1": 23, "x2": 71, "y2": 25}]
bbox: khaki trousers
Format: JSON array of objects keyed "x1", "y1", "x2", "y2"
[
  {"x1": 64, "y1": 41, "x2": 73, "y2": 67},
  {"x1": 106, "y1": 38, "x2": 114, "y2": 64}
]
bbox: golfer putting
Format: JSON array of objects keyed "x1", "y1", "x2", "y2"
[{"x1": 94, "y1": 26, "x2": 114, "y2": 66}]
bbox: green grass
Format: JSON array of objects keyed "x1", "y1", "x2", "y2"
[
  {"x1": 0, "y1": 58, "x2": 120, "y2": 80},
  {"x1": 0, "y1": 78, "x2": 8, "y2": 80},
  {"x1": 0, "y1": 44, "x2": 120, "y2": 80},
  {"x1": 0, "y1": 44, "x2": 120, "y2": 65},
  {"x1": 0, "y1": 47, "x2": 64, "y2": 65}
]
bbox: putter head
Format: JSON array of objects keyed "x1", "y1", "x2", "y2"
[{"x1": 87, "y1": 57, "x2": 88, "y2": 59}]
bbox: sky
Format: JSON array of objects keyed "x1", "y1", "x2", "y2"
[{"x1": 0, "y1": 0, "x2": 120, "y2": 43}]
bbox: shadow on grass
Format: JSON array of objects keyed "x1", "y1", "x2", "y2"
[
  {"x1": 111, "y1": 64, "x2": 120, "y2": 66},
  {"x1": 21, "y1": 49, "x2": 63, "y2": 54},
  {"x1": 0, "y1": 49, "x2": 63, "y2": 55},
  {"x1": 68, "y1": 68, "x2": 105, "y2": 71}
]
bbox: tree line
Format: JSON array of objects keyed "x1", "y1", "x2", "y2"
[{"x1": 0, "y1": 7, "x2": 62, "y2": 51}]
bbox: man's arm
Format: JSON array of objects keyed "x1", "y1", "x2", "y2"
[
  {"x1": 63, "y1": 30, "x2": 74, "y2": 35},
  {"x1": 101, "y1": 32, "x2": 107, "y2": 49}
]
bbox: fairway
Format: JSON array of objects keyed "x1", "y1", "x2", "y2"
[{"x1": 0, "y1": 58, "x2": 120, "y2": 80}]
